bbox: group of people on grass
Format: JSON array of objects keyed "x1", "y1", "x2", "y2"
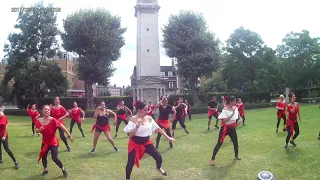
[{"x1": 0, "y1": 92, "x2": 318, "y2": 179}]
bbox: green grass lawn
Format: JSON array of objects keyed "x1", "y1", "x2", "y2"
[{"x1": 0, "y1": 104, "x2": 320, "y2": 180}]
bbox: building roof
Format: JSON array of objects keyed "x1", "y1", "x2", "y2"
[{"x1": 160, "y1": 66, "x2": 174, "y2": 72}]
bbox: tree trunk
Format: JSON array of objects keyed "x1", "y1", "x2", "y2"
[
  {"x1": 85, "y1": 81, "x2": 94, "y2": 109},
  {"x1": 188, "y1": 77, "x2": 201, "y2": 105}
]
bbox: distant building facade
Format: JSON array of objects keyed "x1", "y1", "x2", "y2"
[{"x1": 93, "y1": 84, "x2": 123, "y2": 97}]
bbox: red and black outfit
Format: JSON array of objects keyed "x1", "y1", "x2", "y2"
[
  {"x1": 115, "y1": 106, "x2": 129, "y2": 135},
  {"x1": 172, "y1": 103, "x2": 187, "y2": 130},
  {"x1": 276, "y1": 101, "x2": 287, "y2": 131},
  {"x1": 208, "y1": 100, "x2": 219, "y2": 119},
  {"x1": 69, "y1": 107, "x2": 84, "y2": 137},
  {"x1": 50, "y1": 106, "x2": 69, "y2": 150},
  {"x1": 0, "y1": 115, "x2": 18, "y2": 164},
  {"x1": 91, "y1": 114, "x2": 110, "y2": 133},
  {"x1": 186, "y1": 103, "x2": 191, "y2": 121},
  {"x1": 286, "y1": 104, "x2": 300, "y2": 145},
  {"x1": 156, "y1": 105, "x2": 173, "y2": 149},
  {"x1": 36, "y1": 118, "x2": 64, "y2": 168},
  {"x1": 27, "y1": 109, "x2": 40, "y2": 135},
  {"x1": 147, "y1": 105, "x2": 155, "y2": 119},
  {"x1": 236, "y1": 102, "x2": 246, "y2": 125}
]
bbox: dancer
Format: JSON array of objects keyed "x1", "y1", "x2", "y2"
[
  {"x1": 285, "y1": 93, "x2": 301, "y2": 150},
  {"x1": 155, "y1": 97, "x2": 176, "y2": 149},
  {"x1": 35, "y1": 105, "x2": 73, "y2": 177},
  {"x1": 236, "y1": 98, "x2": 246, "y2": 126},
  {"x1": 221, "y1": 95, "x2": 226, "y2": 107},
  {"x1": 0, "y1": 106, "x2": 19, "y2": 169},
  {"x1": 208, "y1": 96, "x2": 219, "y2": 130},
  {"x1": 91, "y1": 102, "x2": 119, "y2": 153},
  {"x1": 172, "y1": 97, "x2": 189, "y2": 137},
  {"x1": 114, "y1": 100, "x2": 133, "y2": 138},
  {"x1": 69, "y1": 101, "x2": 85, "y2": 137},
  {"x1": 27, "y1": 104, "x2": 40, "y2": 136},
  {"x1": 185, "y1": 100, "x2": 192, "y2": 121},
  {"x1": 50, "y1": 97, "x2": 71, "y2": 152},
  {"x1": 147, "y1": 102, "x2": 155, "y2": 119},
  {"x1": 276, "y1": 95, "x2": 287, "y2": 133},
  {"x1": 210, "y1": 96, "x2": 241, "y2": 166},
  {"x1": 124, "y1": 100, "x2": 175, "y2": 180}
]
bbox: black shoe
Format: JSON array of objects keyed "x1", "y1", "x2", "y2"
[
  {"x1": 207, "y1": 127, "x2": 210, "y2": 131},
  {"x1": 157, "y1": 168, "x2": 167, "y2": 176},
  {"x1": 67, "y1": 146, "x2": 71, "y2": 152},
  {"x1": 290, "y1": 141, "x2": 297, "y2": 147},
  {"x1": 114, "y1": 134, "x2": 118, "y2": 139},
  {"x1": 283, "y1": 129, "x2": 286, "y2": 131},
  {"x1": 215, "y1": 125, "x2": 219, "y2": 129},
  {"x1": 185, "y1": 130, "x2": 189, "y2": 134},
  {"x1": 285, "y1": 145, "x2": 289, "y2": 150},
  {"x1": 82, "y1": 134, "x2": 85, "y2": 138},
  {"x1": 62, "y1": 169, "x2": 68, "y2": 177},
  {"x1": 40, "y1": 170, "x2": 48, "y2": 176},
  {"x1": 14, "y1": 161, "x2": 19, "y2": 169},
  {"x1": 243, "y1": 124, "x2": 246, "y2": 126},
  {"x1": 90, "y1": 149, "x2": 96, "y2": 153},
  {"x1": 169, "y1": 143, "x2": 173, "y2": 149},
  {"x1": 235, "y1": 156, "x2": 241, "y2": 160},
  {"x1": 114, "y1": 146, "x2": 119, "y2": 152},
  {"x1": 318, "y1": 136, "x2": 320, "y2": 140},
  {"x1": 0, "y1": 160, "x2": 3, "y2": 163},
  {"x1": 276, "y1": 129, "x2": 278, "y2": 133}
]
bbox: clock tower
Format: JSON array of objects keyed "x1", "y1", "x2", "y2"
[{"x1": 131, "y1": 0, "x2": 166, "y2": 107}]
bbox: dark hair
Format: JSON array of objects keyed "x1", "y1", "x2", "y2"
[
  {"x1": 289, "y1": 93, "x2": 295, "y2": 101},
  {"x1": 226, "y1": 96, "x2": 236, "y2": 104},
  {"x1": 134, "y1": 100, "x2": 146, "y2": 110}
]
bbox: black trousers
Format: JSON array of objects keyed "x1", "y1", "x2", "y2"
[
  {"x1": 0, "y1": 139, "x2": 17, "y2": 162},
  {"x1": 116, "y1": 119, "x2": 129, "y2": 133},
  {"x1": 286, "y1": 121, "x2": 300, "y2": 143},
  {"x1": 41, "y1": 144, "x2": 63, "y2": 169},
  {"x1": 156, "y1": 124, "x2": 172, "y2": 148},
  {"x1": 70, "y1": 119, "x2": 84, "y2": 136},
  {"x1": 172, "y1": 118, "x2": 186, "y2": 129},
  {"x1": 58, "y1": 128, "x2": 69, "y2": 148},
  {"x1": 126, "y1": 137, "x2": 162, "y2": 179},
  {"x1": 277, "y1": 114, "x2": 286, "y2": 129},
  {"x1": 32, "y1": 122, "x2": 36, "y2": 134},
  {"x1": 211, "y1": 126, "x2": 239, "y2": 160}
]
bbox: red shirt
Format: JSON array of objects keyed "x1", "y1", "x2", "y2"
[
  {"x1": 27, "y1": 109, "x2": 40, "y2": 123},
  {"x1": 276, "y1": 101, "x2": 287, "y2": 114},
  {"x1": 237, "y1": 103, "x2": 245, "y2": 111},
  {"x1": 51, "y1": 106, "x2": 68, "y2": 125},
  {"x1": 70, "y1": 107, "x2": 82, "y2": 122},
  {"x1": 287, "y1": 103, "x2": 299, "y2": 119},
  {"x1": 0, "y1": 115, "x2": 8, "y2": 138},
  {"x1": 36, "y1": 118, "x2": 61, "y2": 146},
  {"x1": 147, "y1": 105, "x2": 155, "y2": 115}
]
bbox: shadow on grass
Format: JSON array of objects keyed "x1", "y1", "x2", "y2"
[
  {"x1": 78, "y1": 151, "x2": 114, "y2": 159},
  {"x1": 22, "y1": 174, "x2": 64, "y2": 180},
  {"x1": 207, "y1": 160, "x2": 237, "y2": 179}
]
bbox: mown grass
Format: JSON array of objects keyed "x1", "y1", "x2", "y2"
[{"x1": 0, "y1": 104, "x2": 320, "y2": 180}]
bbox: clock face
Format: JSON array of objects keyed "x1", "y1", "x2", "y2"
[{"x1": 139, "y1": 0, "x2": 155, "y2": 3}]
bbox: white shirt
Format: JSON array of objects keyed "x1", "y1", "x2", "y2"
[
  {"x1": 123, "y1": 119, "x2": 159, "y2": 137},
  {"x1": 218, "y1": 107, "x2": 239, "y2": 125}
]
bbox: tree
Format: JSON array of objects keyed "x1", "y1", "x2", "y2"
[
  {"x1": 200, "y1": 69, "x2": 228, "y2": 93},
  {"x1": 2, "y1": 2, "x2": 59, "y2": 105},
  {"x1": 162, "y1": 11, "x2": 221, "y2": 104},
  {"x1": 277, "y1": 30, "x2": 320, "y2": 97},
  {"x1": 62, "y1": 8, "x2": 126, "y2": 109},
  {"x1": 123, "y1": 85, "x2": 132, "y2": 96}
]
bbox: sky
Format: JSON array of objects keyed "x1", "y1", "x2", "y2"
[{"x1": 0, "y1": 0, "x2": 319, "y2": 87}]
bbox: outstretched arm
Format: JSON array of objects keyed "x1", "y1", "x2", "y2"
[
  {"x1": 58, "y1": 124, "x2": 73, "y2": 141},
  {"x1": 156, "y1": 128, "x2": 175, "y2": 142},
  {"x1": 126, "y1": 106, "x2": 133, "y2": 116},
  {"x1": 107, "y1": 109, "x2": 118, "y2": 125}
]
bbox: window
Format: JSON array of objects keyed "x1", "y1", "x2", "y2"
[
  {"x1": 168, "y1": 71, "x2": 173, "y2": 77},
  {"x1": 169, "y1": 82, "x2": 174, "y2": 88},
  {"x1": 160, "y1": 72, "x2": 165, "y2": 77},
  {"x1": 147, "y1": 28, "x2": 149, "y2": 31},
  {"x1": 147, "y1": 49, "x2": 150, "y2": 52}
]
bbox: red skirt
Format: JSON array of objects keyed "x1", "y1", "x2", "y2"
[
  {"x1": 118, "y1": 114, "x2": 127, "y2": 121},
  {"x1": 239, "y1": 110, "x2": 245, "y2": 117},
  {"x1": 277, "y1": 112, "x2": 285, "y2": 120},
  {"x1": 128, "y1": 137, "x2": 152, "y2": 168},
  {"x1": 220, "y1": 122, "x2": 237, "y2": 143},
  {"x1": 287, "y1": 118, "x2": 298, "y2": 134},
  {"x1": 91, "y1": 124, "x2": 110, "y2": 133},
  {"x1": 208, "y1": 110, "x2": 218, "y2": 117},
  {"x1": 156, "y1": 119, "x2": 170, "y2": 129}
]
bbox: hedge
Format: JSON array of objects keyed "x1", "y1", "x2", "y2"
[
  {"x1": 18, "y1": 97, "x2": 133, "y2": 110},
  {"x1": 4, "y1": 102, "x2": 277, "y2": 116},
  {"x1": 301, "y1": 97, "x2": 320, "y2": 103},
  {"x1": 168, "y1": 92, "x2": 271, "y2": 105}
]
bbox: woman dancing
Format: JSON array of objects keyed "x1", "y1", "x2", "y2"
[
  {"x1": 27, "y1": 104, "x2": 40, "y2": 136},
  {"x1": 236, "y1": 98, "x2": 246, "y2": 126},
  {"x1": 208, "y1": 96, "x2": 220, "y2": 130},
  {"x1": 35, "y1": 105, "x2": 73, "y2": 177},
  {"x1": 210, "y1": 96, "x2": 241, "y2": 166},
  {"x1": 91, "y1": 102, "x2": 119, "y2": 153},
  {"x1": 285, "y1": 93, "x2": 301, "y2": 150},
  {"x1": 155, "y1": 97, "x2": 176, "y2": 149},
  {"x1": 276, "y1": 95, "x2": 287, "y2": 133},
  {"x1": 0, "y1": 106, "x2": 19, "y2": 169},
  {"x1": 147, "y1": 102, "x2": 155, "y2": 119},
  {"x1": 69, "y1": 101, "x2": 85, "y2": 138},
  {"x1": 50, "y1": 97, "x2": 71, "y2": 152},
  {"x1": 123, "y1": 100, "x2": 175, "y2": 180},
  {"x1": 114, "y1": 100, "x2": 133, "y2": 138},
  {"x1": 172, "y1": 97, "x2": 189, "y2": 137}
]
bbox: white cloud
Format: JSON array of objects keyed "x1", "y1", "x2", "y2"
[{"x1": 1, "y1": 0, "x2": 319, "y2": 87}]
